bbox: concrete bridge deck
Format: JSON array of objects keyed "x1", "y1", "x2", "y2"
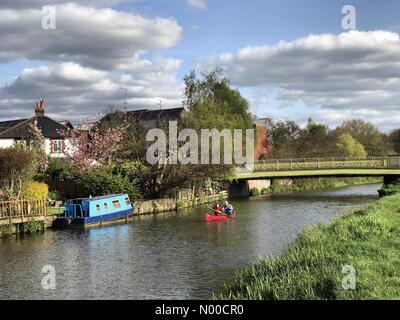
[{"x1": 236, "y1": 156, "x2": 400, "y2": 180}]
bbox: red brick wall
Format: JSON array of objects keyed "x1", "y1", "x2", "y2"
[{"x1": 254, "y1": 124, "x2": 272, "y2": 160}]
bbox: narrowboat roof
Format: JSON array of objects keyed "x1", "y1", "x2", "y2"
[{"x1": 71, "y1": 194, "x2": 128, "y2": 202}]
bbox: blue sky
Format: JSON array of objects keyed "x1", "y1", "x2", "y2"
[
  {"x1": 1, "y1": 0, "x2": 400, "y2": 131},
  {"x1": 115, "y1": 0, "x2": 400, "y2": 77}
]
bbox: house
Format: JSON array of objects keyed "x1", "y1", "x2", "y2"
[
  {"x1": 98, "y1": 107, "x2": 186, "y2": 130},
  {"x1": 126, "y1": 107, "x2": 187, "y2": 128},
  {"x1": 0, "y1": 99, "x2": 70, "y2": 157}
]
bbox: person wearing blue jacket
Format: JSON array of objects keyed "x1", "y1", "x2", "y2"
[{"x1": 224, "y1": 201, "x2": 235, "y2": 216}]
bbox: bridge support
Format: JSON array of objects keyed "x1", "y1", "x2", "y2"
[
  {"x1": 379, "y1": 175, "x2": 400, "y2": 197},
  {"x1": 383, "y1": 175, "x2": 400, "y2": 186},
  {"x1": 229, "y1": 181, "x2": 250, "y2": 198}
]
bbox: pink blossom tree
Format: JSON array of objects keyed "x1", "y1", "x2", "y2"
[{"x1": 58, "y1": 122, "x2": 126, "y2": 176}]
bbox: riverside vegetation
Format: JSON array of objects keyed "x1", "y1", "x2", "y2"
[{"x1": 216, "y1": 182, "x2": 400, "y2": 300}]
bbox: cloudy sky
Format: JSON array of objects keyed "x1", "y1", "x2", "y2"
[{"x1": 0, "y1": 0, "x2": 399, "y2": 131}]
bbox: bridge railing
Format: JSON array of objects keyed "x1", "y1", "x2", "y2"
[
  {"x1": 0, "y1": 200, "x2": 47, "y2": 219},
  {"x1": 253, "y1": 156, "x2": 400, "y2": 172}
]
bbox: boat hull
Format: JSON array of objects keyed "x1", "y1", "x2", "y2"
[
  {"x1": 205, "y1": 214, "x2": 235, "y2": 222},
  {"x1": 53, "y1": 208, "x2": 134, "y2": 228}
]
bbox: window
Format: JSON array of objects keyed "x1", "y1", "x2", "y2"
[
  {"x1": 125, "y1": 197, "x2": 131, "y2": 206},
  {"x1": 104, "y1": 203, "x2": 109, "y2": 210},
  {"x1": 112, "y1": 200, "x2": 121, "y2": 209},
  {"x1": 96, "y1": 204, "x2": 101, "y2": 212},
  {"x1": 52, "y1": 140, "x2": 63, "y2": 153}
]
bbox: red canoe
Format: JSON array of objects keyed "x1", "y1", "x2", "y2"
[{"x1": 205, "y1": 214, "x2": 236, "y2": 222}]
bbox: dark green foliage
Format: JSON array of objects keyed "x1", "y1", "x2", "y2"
[
  {"x1": 380, "y1": 180, "x2": 400, "y2": 196},
  {"x1": 389, "y1": 129, "x2": 400, "y2": 155},
  {"x1": 24, "y1": 220, "x2": 44, "y2": 234},
  {"x1": 270, "y1": 118, "x2": 394, "y2": 159},
  {"x1": 335, "y1": 119, "x2": 392, "y2": 156},
  {"x1": 45, "y1": 158, "x2": 76, "y2": 181},
  {"x1": 249, "y1": 188, "x2": 260, "y2": 197},
  {"x1": 79, "y1": 168, "x2": 141, "y2": 200}
]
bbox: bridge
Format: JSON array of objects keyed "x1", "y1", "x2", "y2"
[{"x1": 232, "y1": 156, "x2": 400, "y2": 197}]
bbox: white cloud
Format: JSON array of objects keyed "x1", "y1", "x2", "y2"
[
  {"x1": 202, "y1": 30, "x2": 400, "y2": 131},
  {"x1": 186, "y1": 0, "x2": 207, "y2": 11},
  {"x1": 0, "y1": 60, "x2": 183, "y2": 122},
  {"x1": 0, "y1": 3, "x2": 182, "y2": 70},
  {"x1": 0, "y1": 2, "x2": 185, "y2": 122},
  {"x1": 0, "y1": 1, "x2": 128, "y2": 9}
]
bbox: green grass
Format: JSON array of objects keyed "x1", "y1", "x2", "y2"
[
  {"x1": 214, "y1": 193, "x2": 400, "y2": 300},
  {"x1": 47, "y1": 207, "x2": 63, "y2": 215}
]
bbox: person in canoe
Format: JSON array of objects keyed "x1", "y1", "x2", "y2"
[
  {"x1": 210, "y1": 202, "x2": 223, "y2": 216},
  {"x1": 224, "y1": 201, "x2": 235, "y2": 217}
]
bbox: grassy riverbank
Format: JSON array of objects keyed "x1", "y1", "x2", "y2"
[
  {"x1": 214, "y1": 192, "x2": 400, "y2": 300},
  {"x1": 254, "y1": 177, "x2": 382, "y2": 196}
]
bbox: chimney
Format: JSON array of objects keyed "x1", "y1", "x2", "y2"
[{"x1": 35, "y1": 98, "x2": 45, "y2": 117}]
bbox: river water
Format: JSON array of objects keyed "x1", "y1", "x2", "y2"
[{"x1": 0, "y1": 183, "x2": 381, "y2": 300}]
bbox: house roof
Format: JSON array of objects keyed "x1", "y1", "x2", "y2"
[
  {"x1": 0, "y1": 119, "x2": 28, "y2": 131},
  {"x1": 127, "y1": 107, "x2": 186, "y2": 122},
  {"x1": 0, "y1": 116, "x2": 69, "y2": 139}
]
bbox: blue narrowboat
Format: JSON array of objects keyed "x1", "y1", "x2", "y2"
[{"x1": 53, "y1": 194, "x2": 135, "y2": 227}]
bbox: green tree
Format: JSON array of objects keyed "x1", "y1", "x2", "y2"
[
  {"x1": 79, "y1": 167, "x2": 141, "y2": 200},
  {"x1": 270, "y1": 120, "x2": 302, "y2": 158},
  {"x1": 336, "y1": 133, "x2": 367, "y2": 158},
  {"x1": 46, "y1": 158, "x2": 76, "y2": 181},
  {"x1": 0, "y1": 146, "x2": 38, "y2": 200},
  {"x1": 336, "y1": 119, "x2": 391, "y2": 156},
  {"x1": 98, "y1": 69, "x2": 255, "y2": 199},
  {"x1": 181, "y1": 68, "x2": 255, "y2": 187},
  {"x1": 389, "y1": 129, "x2": 400, "y2": 155},
  {"x1": 25, "y1": 120, "x2": 49, "y2": 172},
  {"x1": 184, "y1": 68, "x2": 254, "y2": 130},
  {"x1": 297, "y1": 119, "x2": 336, "y2": 158}
]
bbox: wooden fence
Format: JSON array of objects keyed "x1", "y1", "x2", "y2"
[{"x1": 0, "y1": 199, "x2": 47, "y2": 219}]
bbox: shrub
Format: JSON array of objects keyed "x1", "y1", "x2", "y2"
[
  {"x1": 46, "y1": 158, "x2": 75, "y2": 181},
  {"x1": 24, "y1": 181, "x2": 49, "y2": 200},
  {"x1": 24, "y1": 220, "x2": 44, "y2": 234},
  {"x1": 261, "y1": 188, "x2": 269, "y2": 195},
  {"x1": 48, "y1": 190, "x2": 61, "y2": 201},
  {"x1": 0, "y1": 146, "x2": 38, "y2": 200},
  {"x1": 250, "y1": 187, "x2": 260, "y2": 197},
  {"x1": 79, "y1": 168, "x2": 141, "y2": 200}
]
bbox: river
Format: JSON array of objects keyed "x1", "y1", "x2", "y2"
[{"x1": 0, "y1": 183, "x2": 381, "y2": 300}]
